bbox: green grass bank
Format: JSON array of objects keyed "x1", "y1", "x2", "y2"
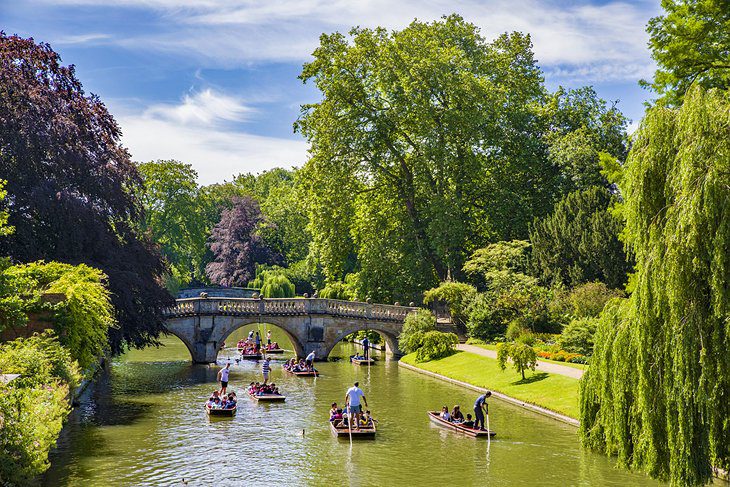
[{"x1": 400, "y1": 351, "x2": 580, "y2": 419}]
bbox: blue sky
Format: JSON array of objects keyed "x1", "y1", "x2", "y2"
[{"x1": 2, "y1": 0, "x2": 661, "y2": 184}]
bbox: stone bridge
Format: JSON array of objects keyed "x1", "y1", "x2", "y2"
[{"x1": 163, "y1": 297, "x2": 417, "y2": 363}]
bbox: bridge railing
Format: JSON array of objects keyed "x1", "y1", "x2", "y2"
[{"x1": 163, "y1": 297, "x2": 416, "y2": 322}]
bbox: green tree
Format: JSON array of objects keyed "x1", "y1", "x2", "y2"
[
  {"x1": 296, "y1": 16, "x2": 554, "y2": 294},
  {"x1": 558, "y1": 317, "x2": 599, "y2": 356},
  {"x1": 529, "y1": 186, "x2": 631, "y2": 289},
  {"x1": 541, "y1": 87, "x2": 628, "y2": 194},
  {"x1": 398, "y1": 309, "x2": 437, "y2": 355},
  {"x1": 138, "y1": 161, "x2": 208, "y2": 287},
  {"x1": 462, "y1": 240, "x2": 531, "y2": 290},
  {"x1": 423, "y1": 282, "x2": 477, "y2": 327},
  {"x1": 415, "y1": 330, "x2": 458, "y2": 362},
  {"x1": 580, "y1": 87, "x2": 729, "y2": 485},
  {"x1": 497, "y1": 340, "x2": 537, "y2": 380},
  {"x1": 643, "y1": 0, "x2": 730, "y2": 106}
]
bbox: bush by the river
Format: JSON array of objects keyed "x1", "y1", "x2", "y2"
[
  {"x1": 415, "y1": 330, "x2": 459, "y2": 362},
  {"x1": 398, "y1": 309, "x2": 437, "y2": 355},
  {"x1": 0, "y1": 331, "x2": 81, "y2": 483},
  {"x1": 0, "y1": 261, "x2": 115, "y2": 370}
]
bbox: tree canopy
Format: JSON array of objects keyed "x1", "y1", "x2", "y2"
[
  {"x1": 643, "y1": 0, "x2": 730, "y2": 106},
  {"x1": 0, "y1": 33, "x2": 172, "y2": 353},
  {"x1": 296, "y1": 15, "x2": 628, "y2": 303},
  {"x1": 205, "y1": 196, "x2": 280, "y2": 287},
  {"x1": 529, "y1": 186, "x2": 631, "y2": 289}
]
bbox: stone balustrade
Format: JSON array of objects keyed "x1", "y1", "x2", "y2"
[{"x1": 163, "y1": 297, "x2": 415, "y2": 322}]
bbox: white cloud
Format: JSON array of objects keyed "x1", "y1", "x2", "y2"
[
  {"x1": 53, "y1": 33, "x2": 111, "y2": 45},
  {"x1": 37, "y1": 0, "x2": 659, "y2": 82},
  {"x1": 113, "y1": 90, "x2": 308, "y2": 184}
]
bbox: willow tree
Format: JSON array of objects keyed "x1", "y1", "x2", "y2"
[{"x1": 579, "y1": 87, "x2": 729, "y2": 485}]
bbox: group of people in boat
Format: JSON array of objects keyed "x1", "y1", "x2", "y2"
[
  {"x1": 247, "y1": 382, "x2": 281, "y2": 396},
  {"x1": 327, "y1": 381, "x2": 375, "y2": 430},
  {"x1": 283, "y1": 352, "x2": 316, "y2": 373},
  {"x1": 237, "y1": 332, "x2": 261, "y2": 355},
  {"x1": 439, "y1": 405, "x2": 475, "y2": 427},
  {"x1": 207, "y1": 390, "x2": 237, "y2": 409}
]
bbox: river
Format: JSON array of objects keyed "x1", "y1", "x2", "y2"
[{"x1": 44, "y1": 326, "x2": 664, "y2": 486}]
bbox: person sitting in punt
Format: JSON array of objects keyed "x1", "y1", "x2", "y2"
[
  {"x1": 225, "y1": 393, "x2": 237, "y2": 409},
  {"x1": 440, "y1": 406, "x2": 452, "y2": 421},
  {"x1": 361, "y1": 410, "x2": 375, "y2": 428},
  {"x1": 209, "y1": 396, "x2": 222, "y2": 409},
  {"x1": 451, "y1": 405, "x2": 464, "y2": 423},
  {"x1": 463, "y1": 414, "x2": 474, "y2": 428}
]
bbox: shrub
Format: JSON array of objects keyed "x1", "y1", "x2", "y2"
[
  {"x1": 0, "y1": 332, "x2": 80, "y2": 483},
  {"x1": 565, "y1": 282, "x2": 623, "y2": 318},
  {"x1": 415, "y1": 331, "x2": 459, "y2": 362},
  {"x1": 558, "y1": 317, "x2": 600, "y2": 355},
  {"x1": 423, "y1": 281, "x2": 477, "y2": 326},
  {"x1": 398, "y1": 309, "x2": 437, "y2": 355},
  {"x1": 497, "y1": 341, "x2": 537, "y2": 380},
  {"x1": 0, "y1": 261, "x2": 115, "y2": 370}
]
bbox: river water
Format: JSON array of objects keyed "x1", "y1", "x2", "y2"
[{"x1": 45, "y1": 326, "x2": 663, "y2": 486}]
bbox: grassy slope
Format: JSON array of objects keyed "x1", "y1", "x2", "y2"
[
  {"x1": 465, "y1": 342, "x2": 588, "y2": 371},
  {"x1": 401, "y1": 351, "x2": 579, "y2": 419}
]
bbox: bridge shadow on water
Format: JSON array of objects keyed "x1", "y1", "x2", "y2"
[{"x1": 510, "y1": 372, "x2": 549, "y2": 385}]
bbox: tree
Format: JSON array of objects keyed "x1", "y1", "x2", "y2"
[
  {"x1": 462, "y1": 240, "x2": 531, "y2": 290},
  {"x1": 580, "y1": 87, "x2": 729, "y2": 485},
  {"x1": 0, "y1": 33, "x2": 172, "y2": 353},
  {"x1": 541, "y1": 87, "x2": 628, "y2": 194},
  {"x1": 205, "y1": 196, "x2": 279, "y2": 286},
  {"x1": 398, "y1": 309, "x2": 437, "y2": 355},
  {"x1": 296, "y1": 16, "x2": 554, "y2": 294},
  {"x1": 416, "y1": 330, "x2": 458, "y2": 362},
  {"x1": 497, "y1": 340, "x2": 537, "y2": 380},
  {"x1": 423, "y1": 281, "x2": 477, "y2": 327},
  {"x1": 529, "y1": 186, "x2": 631, "y2": 289},
  {"x1": 558, "y1": 317, "x2": 599, "y2": 356},
  {"x1": 643, "y1": 0, "x2": 730, "y2": 106},
  {"x1": 138, "y1": 160, "x2": 208, "y2": 287}
]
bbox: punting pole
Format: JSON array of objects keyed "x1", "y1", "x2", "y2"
[{"x1": 347, "y1": 405, "x2": 353, "y2": 446}]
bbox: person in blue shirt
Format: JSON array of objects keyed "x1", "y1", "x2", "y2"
[{"x1": 474, "y1": 391, "x2": 492, "y2": 431}]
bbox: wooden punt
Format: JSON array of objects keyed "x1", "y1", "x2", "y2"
[
  {"x1": 239, "y1": 353, "x2": 262, "y2": 360},
  {"x1": 205, "y1": 403, "x2": 237, "y2": 417},
  {"x1": 283, "y1": 366, "x2": 319, "y2": 377},
  {"x1": 427, "y1": 411, "x2": 495, "y2": 437},
  {"x1": 330, "y1": 421, "x2": 376, "y2": 439},
  {"x1": 350, "y1": 356, "x2": 375, "y2": 366},
  {"x1": 264, "y1": 348, "x2": 285, "y2": 354},
  {"x1": 248, "y1": 391, "x2": 286, "y2": 402}
]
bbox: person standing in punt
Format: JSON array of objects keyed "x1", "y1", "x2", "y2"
[
  {"x1": 255, "y1": 331, "x2": 262, "y2": 353},
  {"x1": 217, "y1": 362, "x2": 231, "y2": 396},
  {"x1": 361, "y1": 335, "x2": 369, "y2": 360},
  {"x1": 305, "y1": 350, "x2": 316, "y2": 371},
  {"x1": 474, "y1": 391, "x2": 491, "y2": 431},
  {"x1": 345, "y1": 381, "x2": 368, "y2": 430}
]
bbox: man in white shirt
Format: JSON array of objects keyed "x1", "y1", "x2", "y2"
[
  {"x1": 345, "y1": 381, "x2": 368, "y2": 430},
  {"x1": 305, "y1": 351, "x2": 316, "y2": 370}
]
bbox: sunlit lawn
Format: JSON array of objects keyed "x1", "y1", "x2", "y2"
[
  {"x1": 401, "y1": 351, "x2": 580, "y2": 419},
  {"x1": 465, "y1": 341, "x2": 588, "y2": 370}
]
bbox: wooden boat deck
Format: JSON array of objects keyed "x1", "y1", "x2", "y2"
[
  {"x1": 249, "y1": 392, "x2": 286, "y2": 402},
  {"x1": 351, "y1": 357, "x2": 375, "y2": 365},
  {"x1": 427, "y1": 411, "x2": 495, "y2": 437},
  {"x1": 205, "y1": 404, "x2": 237, "y2": 417},
  {"x1": 330, "y1": 421, "x2": 376, "y2": 438},
  {"x1": 283, "y1": 366, "x2": 319, "y2": 377}
]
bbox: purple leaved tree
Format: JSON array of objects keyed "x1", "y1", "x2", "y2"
[{"x1": 205, "y1": 196, "x2": 280, "y2": 286}]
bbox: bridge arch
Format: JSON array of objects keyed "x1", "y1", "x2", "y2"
[
  {"x1": 214, "y1": 319, "x2": 306, "y2": 358},
  {"x1": 322, "y1": 322, "x2": 401, "y2": 359}
]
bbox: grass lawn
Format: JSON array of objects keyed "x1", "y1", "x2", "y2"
[
  {"x1": 401, "y1": 351, "x2": 579, "y2": 419},
  {"x1": 464, "y1": 341, "x2": 587, "y2": 371}
]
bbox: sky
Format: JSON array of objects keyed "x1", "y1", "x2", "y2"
[{"x1": 2, "y1": 0, "x2": 661, "y2": 185}]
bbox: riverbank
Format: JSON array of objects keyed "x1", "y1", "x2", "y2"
[{"x1": 400, "y1": 350, "x2": 580, "y2": 421}]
